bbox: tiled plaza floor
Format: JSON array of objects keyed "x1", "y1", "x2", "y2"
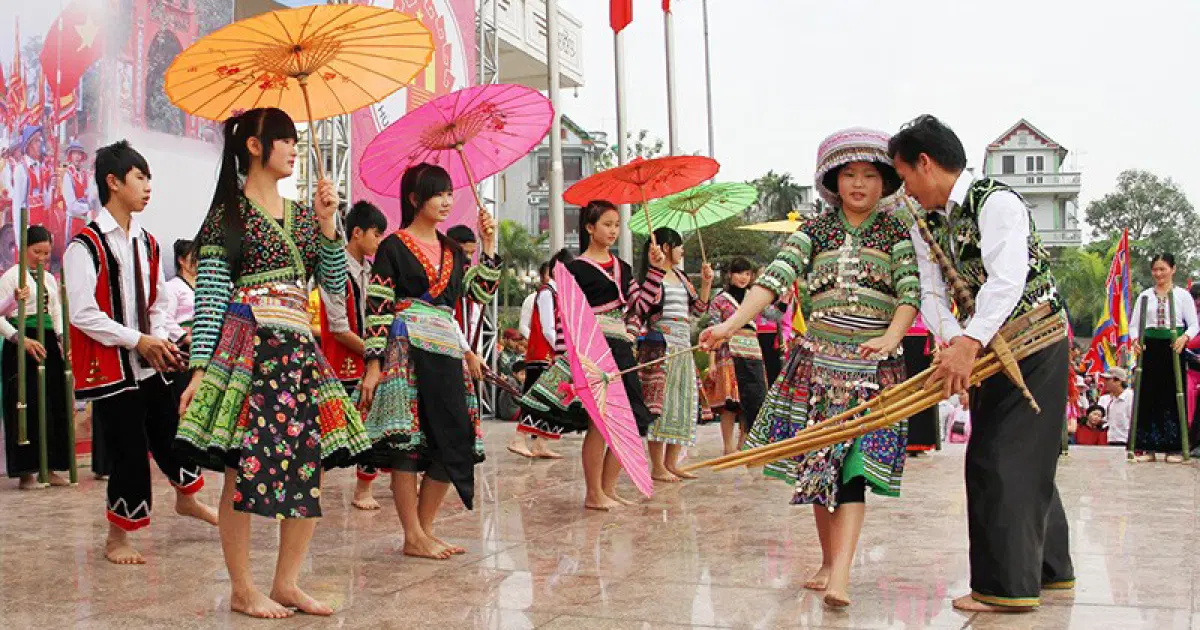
[{"x1": 0, "y1": 422, "x2": 1196, "y2": 629}]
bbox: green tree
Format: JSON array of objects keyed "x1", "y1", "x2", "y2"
[
  {"x1": 747, "y1": 171, "x2": 811, "y2": 222},
  {"x1": 595, "y1": 129, "x2": 665, "y2": 171},
  {"x1": 497, "y1": 220, "x2": 547, "y2": 308},
  {"x1": 1050, "y1": 247, "x2": 1109, "y2": 336},
  {"x1": 1084, "y1": 169, "x2": 1199, "y2": 288}
]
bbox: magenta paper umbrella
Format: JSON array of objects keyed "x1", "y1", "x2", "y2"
[
  {"x1": 359, "y1": 83, "x2": 553, "y2": 208},
  {"x1": 553, "y1": 263, "x2": 653, "y2": 498}
]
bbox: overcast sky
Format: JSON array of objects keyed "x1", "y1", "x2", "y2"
[{"x1": 557, "y1": 0, "x2": 1200, "y2": 212}]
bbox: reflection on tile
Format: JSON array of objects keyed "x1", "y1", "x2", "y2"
[{"x1": 0, "y1": 426, "x2": 1195, "y2": 629}]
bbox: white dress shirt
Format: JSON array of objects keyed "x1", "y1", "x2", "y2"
[
  {"x1": 1099, "y1": 388, "x2": 1134, "y2": 444},
  {"x1": 0, "y1": 266, "x2": 63, "y2": 340},
  {"x1": 518, "y1": 281, "x2": 558, "y2": 347},
  {"x1": 163, "y1": 276, "x2": 195, "y2": 343},
  {"x1": 320, "y1": 253, "x2": 370, "y2": 335},
  {"x1": 518, "y1": 291, "x2": 537, "y2": 339},
  {"x1": 1129, "y1": 287, "x2": 1200, "y2": 339},
  {"x1": 911, "y1": 171, "x2": 1031, "y2": 345},
  {"x1": 64, "y1": 208, "x2": 171, "y2": 381}
]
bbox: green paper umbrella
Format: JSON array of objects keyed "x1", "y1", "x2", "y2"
[{"x1": 628, "y1": 182, "x2": 758, "y2": 262}]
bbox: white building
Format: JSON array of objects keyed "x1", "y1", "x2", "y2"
[
  {"x1": 487, "y1": 0, "x2": 584, "y2": 89},
  {"x1": 982, "y1": 119, "x2": 1082, "y2": 247},
  {"x1": 495, "y1": 115, "x2": 608, "y2": 251}
]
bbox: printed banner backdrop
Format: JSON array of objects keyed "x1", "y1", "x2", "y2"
[
  {"x1": 0, "y1": 0, "x2": 235, "y2": 272},
  {"x1": 351, "y1": 0, "x2": 477, "y2": 235}
]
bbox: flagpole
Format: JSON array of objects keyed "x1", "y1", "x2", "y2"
[
  {"x1": 663, "y1": 1, "x2": 678, "y2": 155},
  {"x1": 614, "y1": 29, "x2": 632, "y2": 261},
  {"x1": 701, "y1": 0, "x2": 715, "y2": 162},
  {"x1": 546, "y1": 0, "x2": 565, "y2": 254}
]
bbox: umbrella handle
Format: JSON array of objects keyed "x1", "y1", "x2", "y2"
[
  {"x1": 640, "y1": 187, "x2": 657, "y2": 248},
  {"x1": 297, "y1": 76, "x2": 326, "y2": 180},
  {"x1": 613, "y1": 344, "x2": 702, "y2": 378},
  {"x1": 692, "y1": 213, "x2": 707, "y2": 264},
  {"x1": 456, "y1": 147, "x2": 495, "y2": 238}
]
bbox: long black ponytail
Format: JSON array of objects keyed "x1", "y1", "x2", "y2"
[
  {"x1": 638, "y1": 226, "x2": 682, "y2": 283},
  {"x1": 198, "y1": 107, "x2": 297, "y2": 280}
]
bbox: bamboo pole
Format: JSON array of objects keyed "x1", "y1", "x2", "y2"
[
  {"x1": 35, "y1": 263, "x2": 48, "y2": 484},
  {"x1": 1168, "y1": 295, "x2": 1190, "y2": 460},
  {"x1": 1128, "y1": 295, "x2": 1148, "y2": 456},
  {"x1": 15, "y1": 205, "x2": 28, "y2": 445},
  {"x1": 60, "y1": 274, "x2": 77, "y2": 484}
]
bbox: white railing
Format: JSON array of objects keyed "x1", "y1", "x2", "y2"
[
  {"x1": 994, "y1": 172, "x2": 1082, "y2": 188},
  {"x1": 1039, "y1": 229, "x2": 1083, "y2": 246}
]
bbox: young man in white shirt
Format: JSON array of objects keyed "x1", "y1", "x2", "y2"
[
  {"x1": 64, "y1": 141, "x2": 217, "y2": 565},
  {"x1": 890, "y1": 115, "x2": 1073, "y2": 613},
  {"x1": 1099, "y1": 367, "x2": 1133, "y2": 448}
]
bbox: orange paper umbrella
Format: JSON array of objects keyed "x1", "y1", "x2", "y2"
[
  {"x1": 564, "y1": 155, "x2": 719, "y2": 245},
  {"x1": 164, "y1": 4, "x2": 434, "y2": 176}
]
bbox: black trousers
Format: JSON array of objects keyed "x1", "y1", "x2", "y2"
[
  {"x1": 95, "y1": 375, "x2": 204, "y2": 531},
  {"x1": 757, "y1": 332, "x2": 782, "y2": 385},
  {"x1": 967, "y1": 339, "x2": 1073, "y2": 606}
]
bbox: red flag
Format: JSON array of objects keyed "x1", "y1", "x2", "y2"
[
  {"x1": 54, "y1": 91, "x2": 77, "y2": 124},
  {"x1": 40, "y1": 0, "x2": 105, "y2": 99},
  {"x1": 611, "y1": 0, "x2": 632, "y2": 32}
]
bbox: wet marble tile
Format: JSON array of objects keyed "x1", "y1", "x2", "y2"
[{"x1": 0, "y1": 425, "x2": 1195, "y2": 629}]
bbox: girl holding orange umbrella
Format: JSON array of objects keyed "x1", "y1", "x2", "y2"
[{"x1": 175, "y1": 107, "x2": 371, "y2": 619}]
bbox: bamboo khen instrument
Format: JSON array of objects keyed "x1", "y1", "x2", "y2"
[
  {"x1": 684, "y1": 303, "x2": 1060, "y2": 472},
  {"x1": 35, "y1": 263, "x2": 49, "y2": 484}
]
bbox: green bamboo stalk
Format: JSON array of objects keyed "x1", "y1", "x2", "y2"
[
  {"x1": 60, "y1": 274, "x2": 76, "y2": 484},
  {"x1": 1167, "y1": 295, "x2": 1190, "y2": 460},
  {"x1": 15, "y1": 205, "x2": 28, "y2": 445},
  {"x1": 35, "y1": 263, "x2": 48, "y2": 484},
  {"x1": 1128, "y1": 295, "x2": 1149, "y2": 457}
]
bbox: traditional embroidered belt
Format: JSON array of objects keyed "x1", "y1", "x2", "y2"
[
  {"x1": 729, "y1": 329, "x2": 762, "y2": 360},
  {"x1": 597, "y1": 309, "x2": 633, "y2": 343},
  {"x1": 393, "y1": 298, "x2": 463, "y2": 359},
  {"x1": 653, "y1": 317, "x2": 692, "y2": 347},
  {"x1": 233, "y1": 283, "x2": 309, "y2": 334}
]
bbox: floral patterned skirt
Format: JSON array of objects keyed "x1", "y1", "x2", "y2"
[
  {"x1": 743, "y1": 334, "x2": 907, "y2": 509},
  {"x1": 176, "y1": 294, "x2": 370, "y2": 519},
  {"x1": 704, "y1": 346, "x2": 767, "y2": 432},
  {"x1": 639, "y1": 319, "x2": 711, "y2": 446},
  {"x1": 358, "y1": 321, "x2": 484, "y2": 510}
]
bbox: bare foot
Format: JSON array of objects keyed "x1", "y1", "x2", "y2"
[
  {"x1": 105, "y1": 535, "x2": 146, "y2": 565},
  {"x1": 403, "y1": 536, "x2": 453, "y2": 560},
  {"x1": 823, "y1": 591, "x2": 851, "y2": 608},
  {"x1": 951, "y1": 594, "x2": 1035, "y2": 613},
  {"x1": 270, "y1": 585, "x2": 333, "y2": 616},
  {"x1": 507, "y1": 437, "x2": 535, "y2": 458},
  {"x1": 175, "y1": 494, "x2": 220, "y2": 526},
  {"x1": 805, "y1": 566, "x2": 831, "y2": 590},
  {"x1": 605, "y1": 492, "x2": 636, "y2": 506},
  {"x1": 351, "y1": 490, "x2": 381, "y2": 511},
  {"x1": 665, "y1": 466, "x2": 697, "y2": 480},
  {"x1": 94, "y1": 473, "x2": 108, "y2": 481},
  {"x1": 584, "y1": 495, "x2": 622, "y2": 511},
  {"x1": 18, "y1": 474, "x2": 42, "y2": 490},
  {"x1": 232, "y1": 587, "x2": 293, "y2": 619},
  {"x1": 48, "y1": 472, "x2": 71, "y2": 487},
  {"x1": 530, "y1": 443, "x2": 564, "y2": 459},
  {"x1": 429, "y1": 535, "x2": 466, "y2": 555},
  {"x1": 652, "y1": 469, "x2": 681, "y2": 483}
]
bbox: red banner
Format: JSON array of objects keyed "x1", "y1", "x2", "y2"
[{"x1": 611, "y1": 0, "x2": 632, "y2": 32}]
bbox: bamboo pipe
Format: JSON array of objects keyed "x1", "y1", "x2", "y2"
[
  {"x1": 60, "y1": 275, "x2": 77, "y2": 484},
  {"x1": 724, "y1": 324, "x2": 1068, "y2": 469},
  {"x1": 682, "y1": 304, "x2": 1055, "y2": 472},
  {"x1": 1127, "y1": 295, "x2": 1149, "y2": 456},
  {"x1": 698, "y1": 316, "x2": 1066, "y2": 471},
  {"x1": 35, "y1": 263, "x2": 48, "y2": 484},
  {"x1": 1168, "y1": 295, "x2": 1191, "y2": 460},
  {"x1": 905, "y1": 197, "x2": 1038, "y2": 412},
  {"x1": 15, "y1": 205, "x2": 28, "y2": 445}
]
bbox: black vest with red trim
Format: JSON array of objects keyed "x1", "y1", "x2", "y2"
[
  {"x1": 319, "y1": 274, "x2": 365, "y2": 381},
  {"x1": 69, "y1": 222, "x2": 161, "y2": 401}
]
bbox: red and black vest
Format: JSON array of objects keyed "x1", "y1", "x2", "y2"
[
  {"x1": 69, "y1": 223, "x2": 161, "y2": 401},
  {"x1": 525, "y1": 283, "x2": 561, "y2": 366},
  {"x1": 319, "y1": 274, "x2": 365, "y2": 381}
]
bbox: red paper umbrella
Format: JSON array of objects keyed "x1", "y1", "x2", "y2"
[{"x1": 563, "y1": 155, "x2": 719, "y2": 244}]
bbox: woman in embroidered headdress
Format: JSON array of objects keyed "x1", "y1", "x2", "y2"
[
  {"x1": 175, "y1": 107, "x2": 371, "y2": 618},
  {"x1": 700, "y1": 127, "x2": 920, "y2": 608},
  {"x1": 637, "y1": 227, "x2": 713, "y2": 481},
  {"x1": 517, "y1": 200, "x2": 665, "y2": 510},
  {"x1": 357, "y1": 163, "x2": 500, "y2": 559},
  {"x1": 705, "y1": 256, "x2": 768, "y2": 455}
]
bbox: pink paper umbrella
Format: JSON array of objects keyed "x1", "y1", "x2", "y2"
[
  {"x1": 359, "y1": 83, "x2": 553, "y2": 204},
  {"x1": 553, "y1": 263, "x2": 653, "y2": 498}
]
